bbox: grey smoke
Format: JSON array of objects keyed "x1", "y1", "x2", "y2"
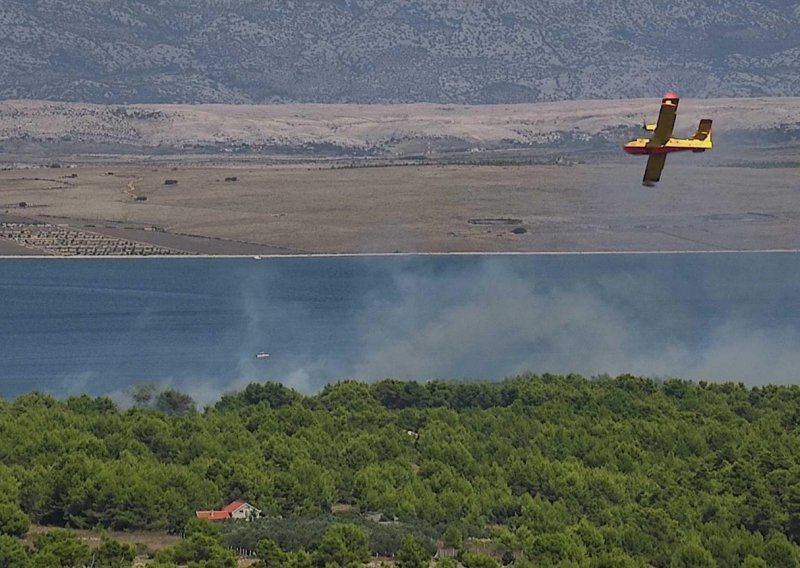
[
  {"x1": 215, "y1": 254, "x2": 800, "y2": 399},
  {"x1": 342, "y1": 256, "x2": 800, "y2": 387}
]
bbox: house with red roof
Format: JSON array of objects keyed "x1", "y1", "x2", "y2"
[{"x1": 196, "y1": 500, "x2": 262, "y2": 522}]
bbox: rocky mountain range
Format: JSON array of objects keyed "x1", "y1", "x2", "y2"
[{"x1": 1, "y1": 0, "x2": 799, "y2": 105}]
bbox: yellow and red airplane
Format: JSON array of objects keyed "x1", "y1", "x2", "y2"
[{"x1": 623, "y1": 91, "x2": 712, "y2": 186}]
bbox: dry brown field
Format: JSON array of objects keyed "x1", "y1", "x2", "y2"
[
  {"x1": 1, "y1": 159, "x2": 798, "y2": 255},
  {"x1": 24, "y1": 525, "x2": 260, "y2": 566},
  {"x1": 25, "y1": 524, "x2": 181, "y2": 552}
]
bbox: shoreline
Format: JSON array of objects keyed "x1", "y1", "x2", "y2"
[{"x1": 3, "y1": 248, "x2": 800, "y2": 260}]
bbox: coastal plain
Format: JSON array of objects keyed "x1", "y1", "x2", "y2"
[{"x1": 0, "y1": 98, "x2": 798, "y2": 256}]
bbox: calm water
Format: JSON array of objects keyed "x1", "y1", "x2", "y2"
[{"x1": 2, "y1": 254, "x2": 800, "y2": 401}]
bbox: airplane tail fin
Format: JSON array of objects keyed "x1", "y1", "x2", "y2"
[
  {"x1": 692, "y1": 119, "x2": 712, "y2": 141},
  {"x1": 692, "y1": 119, "x2": 712, "y2": 140},
  {"x1": 691, "y1": 119, "x2": 713, "y2": 151}
]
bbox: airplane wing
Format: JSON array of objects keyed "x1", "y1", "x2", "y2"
[
  {"x1": 650, "y1": 97, "x2": 679, "y2": 145},
  {"x1": 642, "y1": 154, "x2": 667, "y2": 186}
]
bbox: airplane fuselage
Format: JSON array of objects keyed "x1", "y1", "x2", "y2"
[{"x1": 623, "y1": 138, "x2": 709, "y2": 155}]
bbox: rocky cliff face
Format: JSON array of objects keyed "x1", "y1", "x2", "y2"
[{"x1": 1, "y1": 1, "x2": 799, "y2": 104}]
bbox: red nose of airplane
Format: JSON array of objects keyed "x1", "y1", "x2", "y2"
[{"x1": 662, "y1": 90, "x2": 679, "y2": 100}]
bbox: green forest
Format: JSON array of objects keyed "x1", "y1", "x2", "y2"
[{"x1": 2, "y1": 374, "x2": 800, "y2": 567}]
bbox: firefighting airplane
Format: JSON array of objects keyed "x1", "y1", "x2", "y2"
[{"x1": 623, "y1": 91, "x2": 712, "y2": 186}]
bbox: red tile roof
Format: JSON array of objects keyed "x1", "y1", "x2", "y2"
[
  {"x1": 195, "y1": 501, "x2": 253, "y2": 521},
  {"x1": 195, "y1": 510, "x2": 230, "y2": 520},
  {"x1": 221, "y1": 500, "x2": 246, "y2": 514}
]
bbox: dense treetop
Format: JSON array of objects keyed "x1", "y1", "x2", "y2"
[{"x1": 2, "y1": 374, "x2": 800, "y2": 566}]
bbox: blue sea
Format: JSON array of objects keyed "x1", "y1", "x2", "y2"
[{"x1": 2, "y1": 253, "x2": 800, "y2": 402}]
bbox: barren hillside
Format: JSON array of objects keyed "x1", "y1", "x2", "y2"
[
  {"x1": 1, "y1": 97, "x2": 798, "y2": 161},
  {"x1": 1, "y1": 1, "x2": 799, "y2": 104}
]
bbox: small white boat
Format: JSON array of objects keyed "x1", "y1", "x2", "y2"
[{"x1": 256, "y1": 352, "x2": 270, "y2": 359}]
